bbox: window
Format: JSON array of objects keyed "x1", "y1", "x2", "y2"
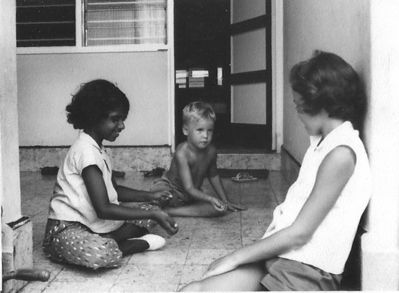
[
  {"x1": 84, "y1": 0, "x2": 167, "y2": 46},
  {"x1": 16, "y1": 0, "x2": 76, "y2": 47},
  {"x1": 16, "y1": 0, "x2": 168, "y2": 50}
]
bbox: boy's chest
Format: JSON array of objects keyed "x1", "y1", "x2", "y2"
[{"x1": 187, "y1": 154, "x2": 212, "y2": 176}]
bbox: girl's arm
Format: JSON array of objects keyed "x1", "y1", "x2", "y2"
[
  {"x1": 176, "y1": 150, "x2": 225, "y2": 211},
  {"x1": 207, "y1": 154, "x2": 246, "y2": 211},
  {"x1": 82, "y1": 165, "x2": 177, "y2": 234},
  {"x1": 204, "y1": 145, "x2": 356, "y2": 278},
  {"x1": 111, "y1": 176, "x2": 171, "y2": 204}
]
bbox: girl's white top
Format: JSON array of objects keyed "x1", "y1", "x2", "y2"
[
  {"x1": 49, "y1": 132, "x2": 124, "y2": 233},
  {"x1": 263, "y1": 121, "x2": 372, "y2": 274}
]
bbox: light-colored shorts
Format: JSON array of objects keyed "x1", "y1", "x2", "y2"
[
  {"x1": 150, "y1": 176, "x2": 193, "y2": 207},
  {"x1": 261, "y1": 257, "x2": 342, "y2": 291}
]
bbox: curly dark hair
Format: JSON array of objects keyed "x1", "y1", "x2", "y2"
[
  {"x1": 290, "y1": 50, "x2": 366, "y2": 128},
  {"x1": 66, "y1": 79, "x2": 129, "y2": 130}
]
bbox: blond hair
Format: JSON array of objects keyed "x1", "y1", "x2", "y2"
[{"x1": 182, "y1": 101, "x2": 216, "y2": 126}]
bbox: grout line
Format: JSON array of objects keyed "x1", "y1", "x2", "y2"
[
  {"x1": 40, "y1": 266, "x2": 65, "y2": 292},
  {"x1": 176, "y1": 220, "x2": 196, "y2": 289}
]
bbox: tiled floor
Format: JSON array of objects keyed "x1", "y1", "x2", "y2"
[{"x1": 19, "y1": 171, "x2": 289, "y2": 292}]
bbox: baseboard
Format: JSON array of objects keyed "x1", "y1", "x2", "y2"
[
  {"x1": 217, "y1": 152, "x2": 281, "y2": 171},
  {"x1": 19, "y1": 146, "x2": 172, "y2": 172},
  {"x1": 19, "y1": 146, "x2": 282, "y2": 172},
  {"x1": 280, "y1": 146, "x2": 301, "y2": 185}
]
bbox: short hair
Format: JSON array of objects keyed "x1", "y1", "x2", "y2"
[
  {"x1": 66, "y1": 79, "x2": 129, "y2": 130},
  {"x1": 290, "y1": 50, "x2": 366, "y2": 126},
  {"x1": 182, "y1": 101, "x2": 216, "y2": 126}
]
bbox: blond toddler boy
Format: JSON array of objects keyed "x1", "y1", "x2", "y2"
[{"x1": 151, "y1": 101, "x2": 246, "y2": 217}]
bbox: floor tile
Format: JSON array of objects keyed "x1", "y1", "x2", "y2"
[
  {"x1": 43, "y1": 280, "x2": 114, "y2": 293},
  {"x1": 178, "y1": 264, "x2": 208, "y2": 289},
  {"x1": 185, "y1": 248, "x2": 235, "y2": 265},
  {"x1": 190, "y1": 230, "x2": 242, "y2": 250},
  {"x1": 18, "y1": 171, "x2": 286, "y2": 292},
  {"x1": 128, "y1": 247, "x2": 189, "y2": 265},
  {"x1": 110, "y1": 264, "x2": 183, "y2": 292}
]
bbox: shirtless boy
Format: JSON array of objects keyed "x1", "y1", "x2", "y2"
[{"x1": 151, "y1": 101, "x2": 246, "y2": 217}]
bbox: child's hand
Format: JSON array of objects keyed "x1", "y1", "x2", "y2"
[
  {"x1": 210, "y1": 198, "x2": 227, "y2": 212},
  {"x1": 226, "y1": 201, "x2": 247, "y2": 212},
  {"x1": 150, "y1": 191, "x2": 172, "y2": 207},
  {"x1": 153, "y1": 209, "x2": 178, "y2": 235}
]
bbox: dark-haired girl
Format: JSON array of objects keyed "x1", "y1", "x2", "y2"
[
  {"x1": 181, "y1": 51, "x2": 372, "y2": 291},
  {"x1": 43, "y1": 79, "x2": 178, "y2": 270}
]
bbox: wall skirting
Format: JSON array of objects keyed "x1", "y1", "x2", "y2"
[
  {"x1": 217, "y1": 152, "x2": 281, "y2": 171},
  {"x1": 19, "y1": 146, "x2": 173, "y2": 172},
  {"x1": 20, "y1": 146, "x2": 281, "y2": 172},
  {"x1": 280, "y1": 146, "x2": 300, "y2": 184}
]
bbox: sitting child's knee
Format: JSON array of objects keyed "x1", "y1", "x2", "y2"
[{"x1": 80, "y1": 238, "x2": 123, "y2": 269}]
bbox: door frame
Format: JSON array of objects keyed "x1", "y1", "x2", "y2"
[
  {"x1": 271, "y1": 0, "x2": 284, "y2": 152},
  {"x1": 229, "y1": 0, "x2": 272, "y2": 150},
  {"x1": 168, "y1": 0, "x2": 175, "y2": 151}
]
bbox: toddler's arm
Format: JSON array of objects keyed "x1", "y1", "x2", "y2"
[
  {"x1": 207, "y1": 156, "x2": 247, "y2": 211},
  {"x1": 203, "y1": 146, "x2": 356, "y2": 278},
  {"x1": 82, "y1": 165, "x2": 177, "y2": 234}
]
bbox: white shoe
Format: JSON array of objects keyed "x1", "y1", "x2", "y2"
[{"x1": 131, "y1": 234, "x2": 166, "y2": 251}]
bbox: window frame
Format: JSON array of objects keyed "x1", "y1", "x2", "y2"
[{"x1": 17, "y1": 0, "x2": 171, "y2": 55}]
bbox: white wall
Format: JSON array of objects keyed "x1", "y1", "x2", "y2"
[
  {"x1": 283, "y1": 0, "x2": 370, "y2": 161},
  {"x1": 361, "y1": 0, "x2": 399, "y2": 289},
  {"x1": 17, "y1": 51, "x2": 170, "y2": 146},
  {"x1": 0, "y1": 0, "x2": 22, "y2": 223}
]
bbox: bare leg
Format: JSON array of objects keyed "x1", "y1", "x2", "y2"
[
  {"x1": 102, "y1": 223, "x2": 150, "y2": 256},
  {"x1": 104, "y1": 222, "x2": 148, "y2": 242},
  {"x1": 179, "y1": 262, "x2": 265, "y2": 291},
  {"x1": 118, "y1": 239, "x2": 149, "y2": 256},
  {"x1": 165, "y1": 202, "x2": 226, "y2": 217}
]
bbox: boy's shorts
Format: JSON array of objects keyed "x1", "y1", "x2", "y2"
[
  {"x1": 150, "y1": 176, "x2": 193, "y2": 207},
  {"x1": 261, "y1": 257, "x2": 342, "y2": 291}
]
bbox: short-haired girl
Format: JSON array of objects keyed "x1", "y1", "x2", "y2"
[
  {"x1": 43, "y1": 79, "x2": 178, "y2": 270},
  {"x1": 181, "y1": 51, "x2": 372, "y2": 291}
]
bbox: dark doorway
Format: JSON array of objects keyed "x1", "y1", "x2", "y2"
[{"x1": 174, "y1": 0, "x2": 272, "y2": 151}]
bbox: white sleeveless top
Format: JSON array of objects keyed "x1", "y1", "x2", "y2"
[
  {"x1": 263, "y1": 121, "x2": 372, "y2": 274},
  {"x1": 49, "y1": 132, "x2": 124, "y2": 233}
]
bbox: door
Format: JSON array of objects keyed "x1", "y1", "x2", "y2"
[
  {"x1": 174, "y1": 0, "x2": 230, "y2": 147},
  {"x1": 174, "y1": 0, "x2": 271, "y2": 150},
  {"x1": 229, "y1": 0, "x2": 272, "y2": 150}
]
